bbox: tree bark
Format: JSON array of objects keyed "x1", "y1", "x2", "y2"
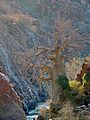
[{"x1": 51, "y1": 51, "x2": 66, "y2": 104}]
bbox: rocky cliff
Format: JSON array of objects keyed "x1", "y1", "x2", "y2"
[
  {"x1": 0, "y1": 72, "x2": 26, "y2": 120},
  {"x1": 0, "y1": 0, "x2": 48, "y2": 114}
]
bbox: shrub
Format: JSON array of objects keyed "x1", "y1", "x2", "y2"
[
  {"x1": 57, "y1": 75, "x2": 86, "y2": 105},
  {"x1": 69, "y1": 80, "x2": 84, "y2": 93},
  {"x1": 82, "y1": 73, "x2": 90, "y2": 85},
  {"x1": 57, "y1": 75, "x2": 71, "y2": 91}
]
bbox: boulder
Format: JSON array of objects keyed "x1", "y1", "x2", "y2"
[
  {"x1": 50, "y1": 103, "x2": 62, "y2": 113},
  {"x1": 37, "y1": 115, "x2": 45, "y2": 120},
  {"x1": 0, "y1": 103, "x2": 26, "y2": 120}
]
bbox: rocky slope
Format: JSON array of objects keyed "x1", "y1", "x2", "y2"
[
  {"x1": 0, "y1": 0, "x2": 48, "y2": 114},
  {"x1": 0, "y1": 72, "x2": 26, "y2": 120},
  {"x1": 0, "y1": 0, "x2": 90, "y2": 115}
]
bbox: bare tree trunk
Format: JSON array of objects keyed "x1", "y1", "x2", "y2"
[{"x1": 51, "y1": 51, "x2": 66, "y2": 104}]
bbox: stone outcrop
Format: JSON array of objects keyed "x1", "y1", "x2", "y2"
[
  {"x1": 76, "y1": 63, "x2": 89, "y2": 83},
  {"x1": 76, "y1": 56, "x2": 90, "y2": 83},
  {"x1": 0, "y1": 72, "x2": 26, "y2": 120}
]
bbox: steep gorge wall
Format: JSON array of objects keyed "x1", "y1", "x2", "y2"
[{"x1": 0, "y1": 72, "x2": 26, "y2": 120}]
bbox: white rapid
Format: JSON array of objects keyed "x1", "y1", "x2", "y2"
[{"x1": 27, "y1": 100, "x2": 51, "y2": 120}]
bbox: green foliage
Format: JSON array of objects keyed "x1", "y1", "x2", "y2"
[
  {"x1": 69, "y1": 80, "x2": 84, "y2": 93},
  {"x1": 82, "y1": 73, "x2": 90, "y2": 85},
  {"x1": 56, "y1": 75, "x2": 86, "y2": 105},
  {"x1": 56, "y1": 75, "x2": 72, "y2": 101},
  {"x1": 57, "y1": 75, "x2": 71, "y2": 91}
]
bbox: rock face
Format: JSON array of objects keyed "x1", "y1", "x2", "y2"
[
  {"x1": 0, "y1": 46, "x2": 48, "y2": 112},
  {"x1": 0, "y1": 104, "x2": 26, "y2": 120},
  {"x1": 0, "y1": 0, "x2": 49, "y2": 114},
  {"x1": 76, "y1": 61, "x2": 90, "y2": 83},
  {"x1": 0, "y1": 72, "x2": 26, "y2": 120}
]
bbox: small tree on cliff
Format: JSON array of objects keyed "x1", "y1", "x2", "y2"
[{"x1": 34, "y1": 18, "x2": 88, "y2": 105}]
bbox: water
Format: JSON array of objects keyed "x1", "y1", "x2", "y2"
[{"x1": 27, "y1": 100, "x2": 51, "y2": 120}]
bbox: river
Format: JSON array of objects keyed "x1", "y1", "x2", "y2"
[{"x1": 26, "y1": 100, "x2": 51, "y2": 120}]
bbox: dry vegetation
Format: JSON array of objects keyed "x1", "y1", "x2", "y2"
[{"x1": 51, "y1": 101, "x2": 88, "y2": 120}]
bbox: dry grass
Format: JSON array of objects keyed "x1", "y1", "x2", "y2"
[{"x1": 51, "y1": 101, "x2": 86, "y2": 120}]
